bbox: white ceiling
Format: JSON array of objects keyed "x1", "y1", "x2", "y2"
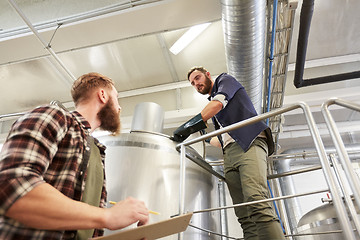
[{"x1": 1, "y1": 0, "x2": 360, "y2": 153}]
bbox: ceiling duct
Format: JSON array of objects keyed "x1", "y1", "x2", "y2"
[{"x1": 221, "y1": 0, "x2": 266, "y2": 114}]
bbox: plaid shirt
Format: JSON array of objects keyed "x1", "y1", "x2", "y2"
[{"x1": 0, "y1": 105, "x2": 107, "y2": 239}]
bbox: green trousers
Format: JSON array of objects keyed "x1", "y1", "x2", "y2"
[{"x1": 224, "y1": 138, "x2": 285, "y2": 240}]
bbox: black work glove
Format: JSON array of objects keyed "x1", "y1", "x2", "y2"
[
  {"x1": 199, "y1": 129, "x2": 211, "y2": 143},
  {"x1": 171, "y1": 113, "x2": 207, "y2": 142}
]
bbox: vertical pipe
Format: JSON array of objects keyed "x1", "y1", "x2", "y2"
[
  {"x1": 218, "y1": 180, "x2": 229, "y2": 240},
  {"x1": 293, "y1": 0, "x2": 314, "y2": 88},
  {"x1": 221, "y1": 0, "x2": 266, "y2": 113},
  {"x1": 293, "y1": 0, "x2": 360, "y2": 87},
  {"x1": 275, "y1": 159, "x2": 303, "y2": 236},
  {"x1": 179, "y1": 144, "x2": 186, "y2": 240},
  {"x1": 179, "y1": 144, "x2": 186, "y2": 215},
  {"x1": 267, "y1": 180, "x2": 285, "y2": 233}
]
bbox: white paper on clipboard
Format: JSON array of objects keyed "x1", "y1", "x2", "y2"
[{"x1": 91, "y1": 213, "x2": 193, "y2": 240}]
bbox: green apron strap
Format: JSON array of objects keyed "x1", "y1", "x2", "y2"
[{"x1": 76, "y1": 136, "x2": 104, "y2": 240}]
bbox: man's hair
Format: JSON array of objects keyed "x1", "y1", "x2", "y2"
[
  {"x1": 71, "y1": 72, "x2": 115, "y2": 106},
  {"x1": 187, "y1": 66, "x2": 208, "y2": 80}
]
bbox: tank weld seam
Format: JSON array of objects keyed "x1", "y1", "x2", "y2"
[{"x1": 104, "y1": 140, "x2": 178, "y2": 154}]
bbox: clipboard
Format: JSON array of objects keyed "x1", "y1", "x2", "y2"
[{"x1": 92, "y1": 213, "x2": 193, "y2": 240}]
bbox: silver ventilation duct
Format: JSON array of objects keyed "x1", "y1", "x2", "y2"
[{"x1": 221, "y1": 0, "x2": 266, "y2": 114}]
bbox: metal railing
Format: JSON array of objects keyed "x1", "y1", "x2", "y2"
[
  {"x1": 0, "y1": 112, "x2": 27, "y2": 121},
  {"x1": 0, "y1": 101, "x2": 66, "y2": 122},
  {"x1": 321, "y1": 97, "x2": 360, "y2": 238},
  {"x1": 176, "y1": 101, "x2": 357, "y2": 240},
  {"x1": 0, "y1": 101, "x2": 67, "y2": 137},
  {"x1": 0, "y1": 112, "x2": 27, "y2": 137}
]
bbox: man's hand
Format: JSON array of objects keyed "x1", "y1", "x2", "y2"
[
  {"x1": 172, "y1": 129, "x2": 189, "y2": 142},
  {"x1": 171, "y1": 113, "x2": 207, "y2": 142},
  {"x1": 104, "y1": 197, "x2": 149, "y2": 230},
  {"x1": 5, "y1": 183, "x2": 149, "y2": 231}
]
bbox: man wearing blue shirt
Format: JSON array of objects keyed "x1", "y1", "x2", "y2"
[{"x1": 173, "y1": 67, "x2": 285, "y2": 240}]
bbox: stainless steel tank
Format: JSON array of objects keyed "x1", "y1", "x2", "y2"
[
  {"x1": 99, "y1": 102, "x2": 220, "y2": 239},
  {"x1": 296, "y1": 200, "x2": 360, "y2": 240}
]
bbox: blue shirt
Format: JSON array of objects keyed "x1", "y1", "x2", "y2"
[{"x1": 209, "y1": 73, "x2": 272, "y2": 153}]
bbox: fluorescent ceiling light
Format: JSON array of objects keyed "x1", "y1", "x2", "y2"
[{"x1": 169, "y1": 22, "x2": 211, "y2": 55}]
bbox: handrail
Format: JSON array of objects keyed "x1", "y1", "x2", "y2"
[
  {"x1": 192, "y1": 188, "x2": 329, "y2": 214},
  {"x1": 177, "y1": 101, "x2": 357, "y2": 240},
  {"x1": 0, "y1": 101, "x2": 67, "y2": 122},
  {"x1": 321, "y1": 97, "x2": 360, "y2": 238},
  {"x1": 329, "y1": 153, "x2": 360, "y2": 234},
  {"x1": 0, "y1": 112, "x2": 27, "y2": 121},
  {"x1": 267, "y1": 165, "x2": 322, "y2": 180}
]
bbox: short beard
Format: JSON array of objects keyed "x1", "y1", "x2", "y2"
[
  {"x1": 198, "y1": 75, "x2": 212, "y2": 95},
  {"x1": 97, "y1": 98, "x2": 121, "y2": 136}
]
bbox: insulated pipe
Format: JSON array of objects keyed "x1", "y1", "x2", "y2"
[
  {"x1": 293, "y1": 0, "x2": 360, "y2": 88},
  {"x1": 221, "y1": 0, "x2": 266, "y2": 114},
  {"x1": 7, "y1": 0, "x2": 75, "y2": 86}
]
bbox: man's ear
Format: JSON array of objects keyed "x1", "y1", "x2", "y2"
[
  {"x1": 97, "y1": 89, "x2": 107, "y2": 104},
  {"x1": 206, "y1": 71, "x2": 211, "y2": 78}
]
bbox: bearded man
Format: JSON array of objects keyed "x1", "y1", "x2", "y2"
[
  {"x1": 173, "y1": 67, "x2": 285, "y2": 240},
  {"x1": 0, "y1": 72, "x2": 149, "y2": 240}
]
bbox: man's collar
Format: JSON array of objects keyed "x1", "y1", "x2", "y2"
[{"x1": 71, "y1": 111, "x2": 92, "y2": 131}]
